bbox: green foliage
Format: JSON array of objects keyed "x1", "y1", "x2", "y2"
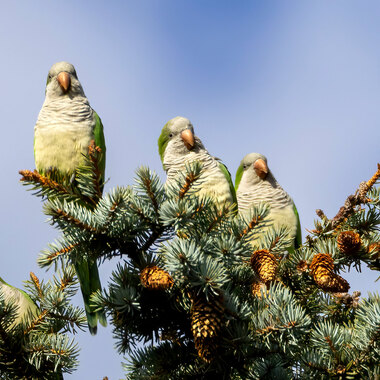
[
  {"x1": 0, "y1": 266, "x2": 85, "y2": 379},
  {"x1": 18, "y1": 151, "x2": 380, "y2": 379}
]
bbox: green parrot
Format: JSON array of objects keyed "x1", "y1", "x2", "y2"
[
  {"x1": 158, "y1": 116, "x2": 236, "y2": 209},
  {"x1": 0, "y1": 277, "x2": 38, "y2": 329},
  {"x1": 34, "y1": 61, "x2": 106, "y2": 334},
  {"x1": 235, "y1": 153, "x2": 302, "y2": 251}
]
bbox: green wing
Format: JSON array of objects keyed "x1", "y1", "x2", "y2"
[
  {"x1": 0, "y1": 277, "x2": 33, "y2": 303},
  {"x1": 157, "y1": 122, "x2": 171, "y2": 169},
  {"x1": 234, "y1": 162, "x2": 244, "y2": 191},
  {"x1": 93, "y1": 111, "x2": 106, "y2": 182},
  {"x1": 0, "y1": 277, "x2": 38, "y2": 324},
  {"x1": 219, "y1": 162, "x2": 238, "y2": 208},
  {"x1": 293, "y1": 202, "x2": 302, "y2": 249}
]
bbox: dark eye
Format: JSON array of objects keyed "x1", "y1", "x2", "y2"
[
  {"x1": 243, "y1": 165, "x2": 247, "y2": 169},
  {"x1": 169, "y1": 133, "x2": 173, "y2": 138}
]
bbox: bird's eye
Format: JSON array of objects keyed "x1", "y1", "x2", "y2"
[
  {"x1": 169, "y1": 133, "x2": 173, "y2": 138},
  {"x1": 243, "y1": 165, "x2": 247, "y2": 169}
]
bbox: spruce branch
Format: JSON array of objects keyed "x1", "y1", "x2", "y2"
[
  {"x1": 19, "y1": 169, "x2": 82, "y2": 203},
  {"x1": 238, "y1": 215, "x2": 262, "y2": 239},
  {"x1": 165, "y1": 162, "x2": 203, "y2": 200},
  {"x1": 205, "y1": 204, "x2": 232, "y2": 234},
  {"x1": 365, "y1": 163, "x2": 380, "y2": 190},
  {"x1": 29, "y1": 272, "x2": 44, "y2": 302},
  {"x1": 24, "y1": 309, "x2": 49, "y2": 335},
  {"x1": 236, "y1": 203, "x2": 270, "y2": 240},
  {"x1": 87, "y1": 140, "x2": 103, "y2": 199},
  {"x1": 48, "y1": 206, "x2": 98, "y2": 233},
  {"x1": 179, "y1": 172, "x2": 198, "y2": 200},
  {"x1": 74, "y1": 140, "x2": 106, "y2": 208},
  {"x1": 19, "y1": 141, "x2": 106, "y2": 209},
  {"x1": 140, "y1": 225, "x2": 167, "y2": 253},
  {"x1": 0, "y1": 317, "x2": 10, "y2": 347},
  {"x1": 134, "y1": 166, "x2": 164, "y2": 214},
  {"x1": 39, "y1": 243, "x2": 79, "y2": 268},
  {"x1": 57, "y1": 270, "x2": 76, "y2": 292},
  {"x1": 255, "y1": 320, "x2": 298, "y2": 334}
]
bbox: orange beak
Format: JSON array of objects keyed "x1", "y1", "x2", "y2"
[
  {"x1": 181, "y1": 129, "x2": 195, "y2": 150},
  {"x1": 253, "y1": 158, "x2": 268, "y2": 179},
  {"x1": 57, "y1": 71, "x2": 71, "y2": 93}
]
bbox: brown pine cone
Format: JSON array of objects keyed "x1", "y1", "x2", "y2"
[
  {"x1": 310, "y1": 253, "x2": 349, "y2": 293},
  {"x1": 368, "y1": 243, "x2": 380, "y2": 259},
  {"x1": 250, "y1": 249, "x2": 277, "y2": 283},
  {"x1": 337, "y1": 231, "x2": 362, "y2": 255},
  {"x1": 251, "y1": 280, "x2": 268, "y2": 298},
  {"x1": 140, "y1": 266, "x2": 173, "y2": 290},
  {"x1": 310, "y1": 253, "x2": 334, "y2": 273},
  {"x1": 296, "y1": 260, "x2": 309, "y2": 273},
  {"x1": 190, "y1": 294, "x2": 224, "y2": 362}
]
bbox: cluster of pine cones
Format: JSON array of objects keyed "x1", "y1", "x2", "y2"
[{"x1": 138, "y1": 228, "x2": 371, "y2": 362}]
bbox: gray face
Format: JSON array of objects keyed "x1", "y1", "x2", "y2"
[
  {"x1": 240, "y1": 152, "x2": 269, "y2": 186},
  {"x1": 168, "y1": 116, "x2": 194, "y2": 138},
  {"x1": 45, "y1": 61, "x2": 85, "y2": 99},
  {"x1": 48, "y1": 61, "x2": 78, "y2": 79},
  {"x1": 164, "y1": 116, "x2": 197, "y2": 158}
]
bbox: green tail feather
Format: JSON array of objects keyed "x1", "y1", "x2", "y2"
[
  {"x1": 74, "y1": 258, "x2": 106, "y2": 335},
  {"x1": 89, "y1": 260, "x2": 107, "y2": 328}
]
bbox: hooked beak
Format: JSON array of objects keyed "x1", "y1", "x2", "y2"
[
  {"x1": 181, "y1": 129, "x2": 195, "y2": 150},
  {"x1": 57, "y1": 71, "x2": 71, "y2": 93},
  {"x1": 253, "y1": 159, "x2": 268, "y2": 179}
]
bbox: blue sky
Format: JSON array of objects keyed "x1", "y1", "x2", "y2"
[{"x1": 1, "y1": 1, "x2": 379, "y2": 378}]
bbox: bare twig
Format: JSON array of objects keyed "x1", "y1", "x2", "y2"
[
  {"x1": 314, "y1": 164, "x2": 380, "y2": 232},
  {"x1": 330, "y1": 163, "x2": 380, "y2": 228}
]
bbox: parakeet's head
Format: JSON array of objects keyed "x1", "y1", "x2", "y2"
[
  {"x1": 235, "y1": 152, "x2": 270, "y2": 190},
  {"x1": 45, "y1": 61, "x2": 85, "y2": 99},
  {"x1": 158, "y1": 116, "x2": 200, "y2": 169}
]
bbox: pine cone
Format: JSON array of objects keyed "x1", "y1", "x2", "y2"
[
  {"x1": 250, "y1": 249, "x2": 277, "y2": 283},
  {"x1": 140, "y1": 266, "x2": 173, "y2": 290},
  {"x1": 251, "y1": 280, "x2": 268, "y2": 298},
  {"x1": 334, "y1": 291, "x2": 361, "y2": 308},
  {"x1": 368, "y1": 243, "x2": 380, "y2": 259},
  {"x1": 323, "y1": 274, "x2": 350, "y2": 293},
  {"x1": 190, "y1": 294, "x2": 224, "y2": 362},
  {"x1": 337, "y1": 231, "x2": 362, "y2": 255},
  {"x1": 310, "y1": 253, "x2": 349, "y2": 293},
  {"x1": 310, "y1": 253, "x2": 334, "y2": 272},
  {"x1": 296, "y1": 260, "x2": 309, "y2": 273}
]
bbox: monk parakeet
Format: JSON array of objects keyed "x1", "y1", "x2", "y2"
[
  {"x1": 0, "y1": 277, "x2": 38, "y2": 330},
  {"x1": 34, "y1": 61, "x2": 106, "y2": 334},
  {"x1": 235, "y1": 153, "x2": 301, "y2": 251},
  {"x1": 158, "y1": 116, "x2": 236, "y2": 208}
]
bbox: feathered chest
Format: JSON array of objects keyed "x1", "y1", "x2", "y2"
[
  {"x1": 164, "y1": 148, "x2": 233, "y2": 205},
  {"x1": 34, "y1": 98, "x2": 95, "y2": 174},
  {"x1": 237, "y1": 179, "x2": 293, "y2": 211}
]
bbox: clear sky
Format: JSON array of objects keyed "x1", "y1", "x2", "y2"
[{"x1": 1, "y1": 1, "x2": 379, "y2": 379}]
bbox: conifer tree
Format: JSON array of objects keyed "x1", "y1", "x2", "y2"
[
  {"x1": 14, "y1": 144, "x2": 380, "y2": 379},
  {"x1": 0, "y1": 267, "x2": 85, "y2": 379}
]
